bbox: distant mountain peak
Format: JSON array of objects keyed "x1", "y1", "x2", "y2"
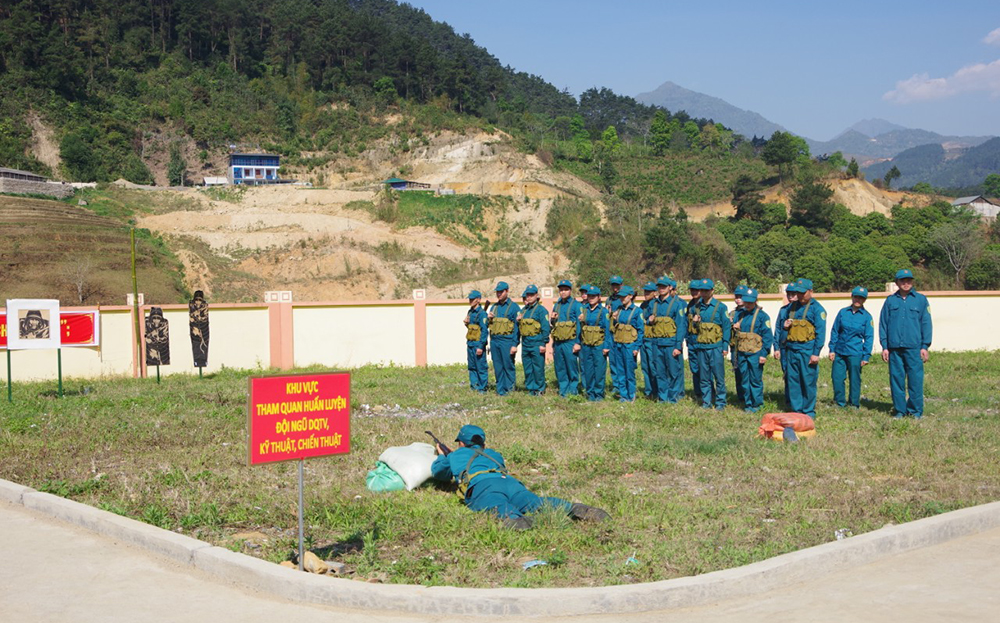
[
  {"x1": 844, "y1": 118, "x2": 909, "y2": 138},
  {"x1": 635, "y1": 81, "x2": 786, "y2": 139}
]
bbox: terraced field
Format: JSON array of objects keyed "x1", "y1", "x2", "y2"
[{"x1": 0, "y1": 196, "x2": 188, "y2": 305}]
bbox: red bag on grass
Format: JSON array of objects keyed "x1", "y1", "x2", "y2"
[{"x1": 758, "y1": 412, "x2": 816, "y2": 440}]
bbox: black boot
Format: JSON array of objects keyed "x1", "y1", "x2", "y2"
[
  {"x1": 502, "y1": 516, "x2": 533, "y2": 530},
  {"x1": 783, "y1": 426, "x2": 799, "y2": 443},
  {"x1": 569, "y1": 503, "x2": 610, "y2": 522}
]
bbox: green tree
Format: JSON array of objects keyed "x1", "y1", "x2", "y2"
[
  {"x1": 965, "y1": 250, "x2": 1000, "y2": 289},
  {"x1": 928, "y1": 220, "x2": 985, "y2": 287},
  {"x1": 984, "y1": 173, "x2": 1000, "y2": 198},
  {"x1": 374, "y1": 76, "x2": 398, "y2": 107},
  {"x1": 762, "y1": 131, "x2": 806, "y2": 182},
  {"x1": 884, "y1": 165, "x2": 901, "y2": 189},
  {"x1": 789, "y1": 181, "x2": 836, "y2": 233},
  {"x1": 731, "y1": 174, "x2": 764, "y2": 220},
  {"x1": 649, "y1": 110, "x2": 672, "y2": 156},
  {"x1": 168, "y1": 144, "x2": 188, "y2": 187},
  {"x1": 826, "y1": 151, "x2": 848, "y2": 169},
  {"x1": 846, "y1": 158, "x2": 860, "y2": 179}
]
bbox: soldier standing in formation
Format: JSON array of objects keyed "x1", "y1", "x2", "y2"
[
  {"x1": 646, "y1": 276, "x2": 687, "y2": 403},
  {"x1": 685, "y1": 281, "x2": 704, "y2": 405},
  {"x1": 517, "y1": 285, "x2": 550, "y2": 395},
  {"x1": 879, "y1": 269, "x2": 932, "y2": 418},
  {"x1": 730, "y1": 284, "x2": 749, "y2": 405},
  {"x1": 551, "y1": 280, "x2": 583, "y2": 397},
  {"x1": 487, "y1": 281, "x2": 519, "y2": 396},
  {"x1": 776, "y1": 278, "x2": 826, "y2": 417},
  {"x1": 639, "y1": 282, "x2": 658, "y2": 398},
  {"x1": 690, "y1": 279, "x2": 731, "y2": 410},
  {"x1": 579, "y1": 285, "x2": 611, "y2": 401},
  {"x1": 732, "y1": 287, "x2": 772, "y2": 412},
  {"x1": 464, "y1": 290, "x2": 489, "y2": 392},
  {"x1": 828, "y1": 286, "x2": 874, "y2": 408},
  {"x1": 610, "y1": 286, "x2": 644, "y2": 402}
]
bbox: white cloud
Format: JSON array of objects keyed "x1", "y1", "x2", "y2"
[
  {"x1": 985, "y1": 27, "x2": 1000, "y2": 46},
  {"x1": 883, "y1": 59, "x2": 1000, "y2": 103}
]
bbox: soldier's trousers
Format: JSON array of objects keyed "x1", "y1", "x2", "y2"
[
  {"x1": 552, "y1": 340, "x2": 580, "y2": 397},
  {"x1": 687, "y1": 343, "x2": 702, "y2": 402},
  {"x1": 580, "y1": 345, "x2": 607, "y2": 400},
  {"x1": 737, "y1": 352, "x2": 764, "y2": 411},
  {"x1": 466, "y1": 476, "x2": 571, "y2": 519},
  {"x1": 653, "y1": 343, "x2": 684, "y2": 402},
  {"x1": 641, "y1": 341, "x2": 656, "y2": 397},
  {"x1": 888, "y1": 348, "x2": 924, "y2": 417},
  {"x1": 695, "y1": 347, "x2": 726, "y2": 409},
  {"x1": 491, "y1": 338, "x2": 516, "y2": 395},
  {"x1": 732, "y1": 350, "x2": 745, "y2": 404},
  {"x1": 610, "y1": 343, "x2": 638, "y2": 401},
  {"x1": 832, "y1": 354, "x2": 862, "y2": 407},
  {"x1": 785, "y1": 348, "x2": 818, "y2": 416},
  {"x1": 467, "y1": 343, "x2": 488, "y2": 391},
  {"x1": 522, "y1": 343, "x2": 546, "y2": 394}
]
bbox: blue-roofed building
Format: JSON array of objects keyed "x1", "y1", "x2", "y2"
[
  {"x1": 228, "y1": 153, "x2": 280, "y2": 185},
  {"x1": 382, "y1": 177, "x2": 431, "y2": 191}
]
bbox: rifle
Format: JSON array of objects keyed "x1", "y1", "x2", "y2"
[{"x1": 425, "y1": 431, "x2": 452, "y2": 455}]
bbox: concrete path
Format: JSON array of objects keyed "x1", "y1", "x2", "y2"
[{"x1": 3, "y1": 499, "x2": 999, "y2": 623}]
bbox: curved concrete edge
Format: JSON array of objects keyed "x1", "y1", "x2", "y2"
[{"x1": 2, "y1": 477, "x2": 999, "y2": 617}]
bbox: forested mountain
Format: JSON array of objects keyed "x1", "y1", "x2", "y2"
[
  {"x1": 636, "y1": 81, "x2": 786, "y2": 139},
  {"x1": 863, "y1": 138, "x2": 1000, "y2": 191}
]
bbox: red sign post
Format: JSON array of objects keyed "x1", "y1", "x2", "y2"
[
  {"x1": 247, "y1": 372, "x2": 351, "y2": 465},
  {"x1": 247, "y1": 371, "x2": 351, "y2": 571}
]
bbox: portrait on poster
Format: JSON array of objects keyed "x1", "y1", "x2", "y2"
[{"x1": 5, "y1": 299, "x2": 61, "y2": 350}]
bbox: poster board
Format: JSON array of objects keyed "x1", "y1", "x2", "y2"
[
  {"x1": 247, "y1": 372, "x2": 351, "y2": 465},
  {"x1": 1, "y1": 310, "x2": 100, "y2": 349},
  {"x1": 4, "y1": 299, "x2": 61, "y2": 350}
]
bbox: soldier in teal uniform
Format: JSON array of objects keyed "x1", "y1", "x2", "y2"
[
  {"x1": 487, "y1": 281, "x2": 520, "y2": 396},
  {"x1": 640, "y1": 282, "x2": 658, "y2": 398},
  {"x1": 733, "y1": 287, "x2": 773, "y2": 412},
  {"x1": 647, "y1": 276, "x2": 687, "y2": 402},
  {"x1": 829, "y1": 286, "x2": 874, "y2": 408},
  {"x1": 779, "y1": 278, "x2": 826, "y2": 417},
  {"x1": 576, "y1": 283, "x2": 592, "y2": 379},
  {"x1": 610, "y1": 286, "x2": 644, "y2": 402},
  {"x1": 879, "y1": 269, "x2": 932, "y2": 418},
  {"x1": 551, "y1": 279, "x2": 583, "y2": 397},
  {"x1": 517, "y1": 285, "x2": 550, "y2": 395},
  {"x1": 431, "y1": 425, "x2": 609, "y2": 530},
  {"x1": 730, "y1": 284, "x2": 749, "y2": 404},
  {"x1": 464, "y1": 290, "x2": 489, "y2": 392},
  {"x1": 685, "y1": 280, "x2": 704, "y2": 404},
  {"x1": 690, "y1": 279, "x2": 731, "y2": 409},
  {"x1": 606, "y1": 275, "x2": 625, "y2": 395},
  {"x1": 773, "y1": 284, "x2": 794, "y2": 405},
  {"x1": 579, "y1": 286, "x2": 611, "y2": 401}
]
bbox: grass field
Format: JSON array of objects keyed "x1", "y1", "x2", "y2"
[{"x1": 1, "y1": 352, "x2": 998, "y2": 588}]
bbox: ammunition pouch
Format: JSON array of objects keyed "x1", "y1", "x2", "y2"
[
  {"x1": 736, "y1": 331, "x2": 763, "y2": 353},
  {"x1": 787, "y1": 319, "x2": 816, "y2": 342},
  {"x1": 490, "y1": 317, "x2": 514, "y2": 336},
  {"x1": 613, "y1": 324, "x2": 638, "y2": 344},
  {"x1": 552, "y1": 321, "x2": 576, "y2": 341},
  {"x1": 466, "y1": 324, "x2": 482, "y2": 342},
  {"x1": 649, "y1": 317, "x2": 677, "y2": 338},
  {"x1": 697, "y1": 322, "x2": 723, "y2": 344},
  {"x1": 582, "y1": 325, "x2": 606, "y2": 346},
  {"x1": 519, "y1": 318, "x2": 541, "y2": 337},
  {"x1": 688, "y1": 315, "x2": 699, "y2": 335}
]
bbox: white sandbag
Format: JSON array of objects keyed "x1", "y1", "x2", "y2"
[{"x1": 378, "y1": 442, "x2": 437, "y2": 491}]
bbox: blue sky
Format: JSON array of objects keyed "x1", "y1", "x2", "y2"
[{"x1": 408, "y1": 1, "x2": 1000, "y2": 140}]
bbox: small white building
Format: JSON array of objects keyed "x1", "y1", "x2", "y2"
[{"x1": 951, "y1": 195, "x2": 999, "y2": 220}]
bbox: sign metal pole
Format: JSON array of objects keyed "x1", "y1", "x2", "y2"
[
  {"x1": 156, "y1": 364, "x2": 161, "y2": 384},
  {"x1": 57, "y1": 348, "x2": 63, "y2": 398},
  {"x1": 6, "y1": 349, "x2": 10, "y2": 403},
  {"x1": 298, "y1": 459, "x2": 305, "y2": 571}
]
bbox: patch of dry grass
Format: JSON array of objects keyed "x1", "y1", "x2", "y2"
[{"x1": 1, "y1": 352, "x2": 998, "y2": 588}]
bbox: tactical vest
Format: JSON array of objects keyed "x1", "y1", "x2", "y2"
[
  {"x1": 687, "y1": 305, "x2": 700, "y2": 335},
  {"x1": 696, "y1": 302, "x2": 724, "y2": 344},
  {"x1": 787, "y1": 300, "x2": 816, "y2": 342},
  {"x1": 466, "y1": 324, "x2": 482, "y2": 342},
  {"x1": 613, "y1": 307, "x2": 639, "y2": 344},
  {"x1": 489, "y1": 302, "x2": 515, "y2": 335},
  {"x1": 648, "y1": 297, "x2": 678, "y2": 338},
  {"x1": 551, "y1": 303, "x2": 577, "y2": 341},
  {"x1": 735, "y1": 308, "x2": 764, "y2": 353},
  {"x1": 456, "y1": 448, "x2": 509, "y2": 498},
  {"x1": 518, "y1": 306, "x2": 542, "y2": 337}
]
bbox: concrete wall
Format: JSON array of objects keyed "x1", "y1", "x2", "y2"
[
  {"x1": 2, "y1": 292, "x2": 998, "y2": 382},
  {"x1": 0, "y1": 179, "x2": 75, "y2": 199}
]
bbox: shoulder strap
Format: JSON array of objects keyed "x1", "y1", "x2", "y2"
[
  {"x1": 749, "y1": 307, "x2": 760, "y2": 333},
  {"x1": 709, "y1": 301, "x2": 721, "y2": 323}
]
